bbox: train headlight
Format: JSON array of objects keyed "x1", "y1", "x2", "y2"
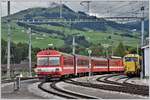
[
  {"x1": 37, "y1": 68, "x2": 42, "y2": 72},
  {"x1": 55, "y1": 68, "x2": 59, "y2": 72}
]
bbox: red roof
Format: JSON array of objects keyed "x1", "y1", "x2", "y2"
[{"x1": 37, "y1": 50, "x2": 60, "y2": 56}]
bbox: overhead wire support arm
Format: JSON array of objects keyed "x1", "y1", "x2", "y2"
[{"x1": 17, "y1": 16, "x2": 143, "y2": 24}]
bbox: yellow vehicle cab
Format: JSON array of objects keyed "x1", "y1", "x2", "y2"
[{"x1": 123, "y1": 54, "x2": 141, "y2": 76}]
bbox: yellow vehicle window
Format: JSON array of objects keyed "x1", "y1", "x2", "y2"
[{"x1": 125, "y1": 57, "x2": 138, "y2": 62}]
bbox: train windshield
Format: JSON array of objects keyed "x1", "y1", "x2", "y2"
[
  {"x1": 37, "y1": 57, "x2": 49, "y2": 66},
  {"x1": 125, "y1": 57, "x2": 138, "y2": 62},
  {"x1": 49, "y1": 57, "x2": 60, "y2": 66},
  {"x1": 37, "y1": 57, "x2": 60, "y2": 66}
]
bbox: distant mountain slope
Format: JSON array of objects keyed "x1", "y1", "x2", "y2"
[
  {"x1": 3, "y1": 4, "x2": 148, "y2": 34},
  {"x1": 2, "y1": 4, "x2": 145, "y2": 48},
  {"x1": 125, "y1": 19, "x2": 149, "y2": 34}
]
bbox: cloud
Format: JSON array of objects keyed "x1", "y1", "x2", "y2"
[{"x1": 1, "y1": 0, "x2": 149, "y2": 18}]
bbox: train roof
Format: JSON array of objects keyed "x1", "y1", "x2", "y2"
[
  {"x1": 37, "y1": 50, "x2": 61, "y2": 56},
  {"x1": 75, "y1": 54, "x2": 89, "y2": 58},
  {"x1": 124, "y1": 54, "x2": 140, "y2": 57},
  {"x1": 110, "y1": 56, "x2": 122, "y2": 59},
  {"x1": 92, "y1": 57, "x2": 107, "y2": 60},
  {"x1": 37, "y1": 49, "x2": 74, "y2": 57}
]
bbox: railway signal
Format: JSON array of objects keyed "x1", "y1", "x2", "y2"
[{"x1": 88, "y1": 49, "x2": 92, "y2": 81}]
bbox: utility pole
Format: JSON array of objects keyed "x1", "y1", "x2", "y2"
[
  {"x1": 72, "y1": 35, "x2": 77, "y2": 76},
  {"x1": 7, "y1": 0, "x2": 11, "y2": 79},
  {"x1": 27, "y1": 28, "x2": 32, "y2": 77},
  {"x1": 60, "y1": 0, "x2": 63, "y2": 18},
  {"x1": 80, "y1": 1, "x2": 91, "y2": 14},
  {"x1": 111, "y1": 41, "x2": 114, "y2": 56},
  {"x1": 88, "y1": 49, "x2": 92, "y2": 81},
  {"x1": 140, "y1": 6, "x2": 144, "y2": 79},
  {"x1": 141, "y1": 6, "x2": 144, "y2": 46},
  {"x1": 87, "y1": 1, "x2": 91, "y2": 14},
  {"x1": 69, "y1": 19, "x2": 75, "y2": 55},
  {"x1": 72, "y1": 36, "x2": 75, "y2": 55}
]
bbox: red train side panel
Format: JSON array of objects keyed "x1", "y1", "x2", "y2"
[
  {"x1": 109, "y1": 58, "x2": 124, "y2": 72},
  {"x1": 76, "y1": 55, "x2": 89, "y2": 73},
  {"x1": 91, "y1": 57, "x2": 108, "y2": 72},
  {"x1": 62, "y1": 53, "x2": 74, "y2": 75}
]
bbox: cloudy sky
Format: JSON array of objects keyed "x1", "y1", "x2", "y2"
[{"x1": 1, "y1": 0, "x2": 149, "y2": 18}]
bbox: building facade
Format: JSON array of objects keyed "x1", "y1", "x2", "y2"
[{"x1": 142, "y1": 45, "x2": 149, "y2": 78}]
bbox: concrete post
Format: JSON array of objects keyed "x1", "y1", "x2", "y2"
[
  {"x1": 72, "y1": 36, "x2": 75, "y2": 55},
  {"x1": 7, "y1": 0, "x2": 11, "y2": 79},
  {"x1": 27, "y1": 28, "x2": 32, "y2": 77},
  {"x1": 140, "y1": 19, "x2": 144, "y2": 79},
  {"x1": 14, "y1": 74, "x2": 21, "y2": 91},
  {"x1": 88, "y1": 49, "x2": 92, "y2": 81}
]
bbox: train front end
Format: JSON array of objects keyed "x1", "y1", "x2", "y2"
[
  {"x1": 123, "y1": 54, "x2": 141, "y2": 76},
  {"x1": 34, "y1": 50, "x2": 62, "y2": 79}
]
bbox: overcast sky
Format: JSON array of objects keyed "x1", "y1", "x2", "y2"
[{"x1": 1, "y1": 0, "x2": 149, "y2": 18}]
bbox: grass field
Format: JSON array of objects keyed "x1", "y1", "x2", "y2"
[{"x1": 1, "y1": 21, "x2": 139, "y2": 49}]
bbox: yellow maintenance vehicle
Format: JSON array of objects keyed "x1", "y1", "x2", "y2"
[{"x1": 123, "y1": 54, "x2": 141, "y2": 77}]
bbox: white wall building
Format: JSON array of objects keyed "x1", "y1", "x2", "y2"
[{"x1": 142, "y1": 45, "x2": 149, "y2": 77}]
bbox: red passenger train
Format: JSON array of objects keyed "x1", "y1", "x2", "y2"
[{"x1": 34, "y1": 50, "x2": 124, "y2": 80}]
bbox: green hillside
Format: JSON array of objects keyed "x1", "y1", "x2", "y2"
[{"x1": 1, "y1": 5, "x2": 140, "y2": 49}]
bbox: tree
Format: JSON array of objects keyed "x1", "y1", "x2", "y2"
[
  {"x1": 32, "y1": 47, "x2": 41, "y2": 62},
  {"x1": 1, "y1": 39, "x2": 41, "y2": 64},
  {"x1": 114, "y1": 42, "x2": 126, "y2": 57},
  {"x1": 1, "y1": 39, "x2": 7, "y2": 64}
]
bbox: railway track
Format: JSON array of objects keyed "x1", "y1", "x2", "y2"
[
  {"x1": 63, "y1": 74, "x2": 149, "y2": 97},
  {"x1": 96, "y1": 74, "x2": 149, "y2": 91},
  {"x1": 38, "y1": 81, "x2": 97, "y2": 99}
]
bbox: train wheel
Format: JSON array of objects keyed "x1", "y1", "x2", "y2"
[
  {"x1": 136, "y1": 69, "x2": 140, "y2": 77},
  {"x1": 126, "y1": 73, "x2": 131, "y2": 77}
]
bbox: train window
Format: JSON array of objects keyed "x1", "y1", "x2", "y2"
[
  {"x1": 37, "y1": 57, "x2": 48, "y2": 66},
  {"x1": 94, "y1": 61, "x2": 107, "y2": 66},
  {"x1": 64, "y1": 57, "x2": 73, "y2": 66},
  {"x1": 125, "y1": 57, "x2": 138, "y2": 62},
  {"x1": 77, "y1": 59, "x2": 89, "y2": 66},
  {"x1": 49, "y1": 57, "x2": 60, "y2": 66}
]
